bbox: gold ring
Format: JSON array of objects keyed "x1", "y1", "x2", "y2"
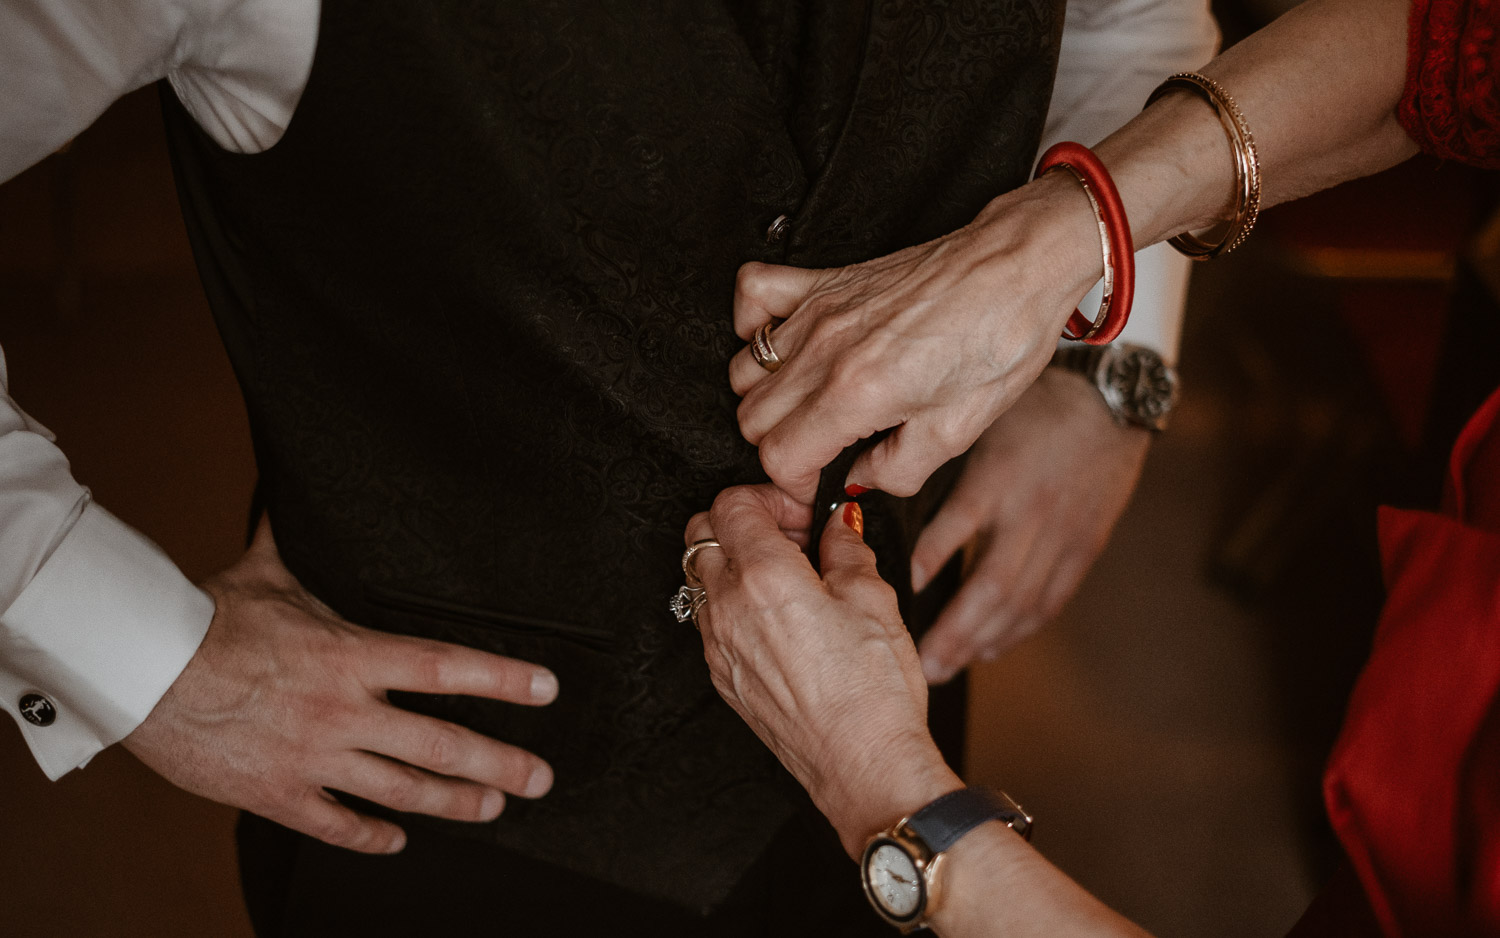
[
  {"x1": 682, "y1": 538, "x2": 722, "y2": 587},
  {"x1": 750, "y1": 322, "x2": 784, "y2": 373}
]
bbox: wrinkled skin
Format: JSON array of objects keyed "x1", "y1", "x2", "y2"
[
  {"x1": 683, "y1": 485, "x2": 958, "y2": 856},
  {"x1": 728, "y1": 172, "x2": 1101, "y2": 505}
]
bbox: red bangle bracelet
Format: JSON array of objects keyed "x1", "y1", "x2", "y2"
[{"x1": 1032, "y1": 142, "x2": 1134, "y2": 345}]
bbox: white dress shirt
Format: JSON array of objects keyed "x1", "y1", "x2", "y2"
[{"x1": 0, "y1": 0, "x2": 1217, "y2": 780}]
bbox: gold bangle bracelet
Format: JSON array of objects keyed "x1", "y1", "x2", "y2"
[{"x1": 1145, "y1": 72, "x2": 1262, "y2": 260}]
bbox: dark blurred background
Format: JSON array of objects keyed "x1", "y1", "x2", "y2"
[{"x1": 1, "y1": 2, "x2": 1496, "y2": 932}]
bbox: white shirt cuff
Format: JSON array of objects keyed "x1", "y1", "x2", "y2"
[
  {"x1": 0, "y1": 502, "x2": 213, "y2": 780},
  {"x1": 1064, "y1": 241, "x2": 1191, "y2": 364}
]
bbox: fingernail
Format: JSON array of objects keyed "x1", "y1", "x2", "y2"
[
  {"x1": 841, "y1": 501, "x2": 864, "y2": 538},
  {"x1": 531, "y1": 670, "x2": 559, "y2": 704},
  {"x1": 481, "y1": 789, "x2": 506, "y2": 820},
  {"x1": 386, "y1": 830, "x2": 407, "y2": 854},
  {"x1": 922, "y1": 656, "x2": 954, "y2": 685},
  {"x1": 845, "y1": 483, "x2": 869, "y2": 497},
  {"x1": 525, "y1": 763, "x2": 554, "y2": 798}
]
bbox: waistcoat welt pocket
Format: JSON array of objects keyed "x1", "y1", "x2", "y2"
[{"x1": 363, "y1": 584, "x2": 617, "y2": 652}]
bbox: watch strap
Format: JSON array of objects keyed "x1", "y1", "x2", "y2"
[
  {"x1": 904, "y1": 786, "x2": 1032, "y2": 853},
  {"x1": 1049, "y1": 342, "x2": 1105, "y2": 380}
]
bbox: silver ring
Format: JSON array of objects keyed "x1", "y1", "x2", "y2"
[
  {"x1": 669, "y1": 585, "x2": 707, "y2": 628},
  {"x1": 750, "y1": 322, "x2": 784, "y2": 373},
  {"x1": 671, "y1": 539, "x2": 723, "y2": 628}
]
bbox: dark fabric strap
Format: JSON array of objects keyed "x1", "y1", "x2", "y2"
[
  {"x1": 905, "y1": 787, "x2": 1030, "y2": 855},
  {"x1": 1049, "y1": 343, "x2": 1106, "y2": 379}
]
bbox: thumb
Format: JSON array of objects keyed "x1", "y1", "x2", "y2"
[
  {"x1": 732, "y1": 262, "x2": 823, "y2": 339},
  {"x1": 817, "y1": 501, "x2": 878, "y2": 584}
]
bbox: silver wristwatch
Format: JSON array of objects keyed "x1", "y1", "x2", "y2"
[{"x1": 1050, "y1": 342, "x2": 1180, "y2": 431}]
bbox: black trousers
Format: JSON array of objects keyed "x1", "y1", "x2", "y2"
[{"x1": 239, "y1": 802, "x2": 888, "y2": 937}]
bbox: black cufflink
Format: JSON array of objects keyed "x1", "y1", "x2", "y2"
[{"x1": 19, "y1": 693, "x2": 56, "y2": 727}]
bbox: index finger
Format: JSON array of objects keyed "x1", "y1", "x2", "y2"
[
  {"x1": 366, "y1": 634, "x2": 560, "y2": 706},
  {"x1": 700, "y1": 485, "x2": 819, "y2": 596}
]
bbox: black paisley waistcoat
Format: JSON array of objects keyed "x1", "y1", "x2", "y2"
[{"x1": 162, "y1": 0, "x2": 1063, "y2": 911}]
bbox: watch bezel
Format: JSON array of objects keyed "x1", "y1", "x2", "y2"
[
  {"x1": 860, "y1": 828, "x2": 936, "y2": 932},
  {"x1": 1088, "y1": 343, "x2": 1179, "y2": 431}
]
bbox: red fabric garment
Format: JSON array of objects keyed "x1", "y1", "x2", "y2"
[
  {"x1": 1399, "y1": 0, "x2": 1500, "y2": 168},
  {"x1": 1321, "y1": 385, "x2": 1500, "y2": 937}
]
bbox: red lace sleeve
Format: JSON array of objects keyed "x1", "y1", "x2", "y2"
[{"x1": 1398, "y1": 0, "x2": 1500, "y2": 168}]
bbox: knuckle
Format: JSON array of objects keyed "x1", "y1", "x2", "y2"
[
  {"x1": 379, "y1": 768, "x2": 423, "y2": 808},
  {"x1": 804, "y1": 304, "x2": 852, "y2": 344},
  {"x1": 756, "y1": 436, "x2": 808, "y2": 491},
  {"x1": 825, "y1": 354, "x2": 877, "y2": 399},
  {"x1": 307, "y1": 810, "x2": 360, "y2": 848},
  {"x1": 709, "y1": 486, "x2": 764, "y2": 537},
  {"x1": 735, "y1": 263, "x2": 769, "y2": 304},
  {"x1": 410, "y1": 646, "x2": 456, "y2": 690},
  {"x1": 735, "y1": 564, "x2": 783, "y2": 604},
  {"x1": 729, "y1": 359, "x2": 755, "y2": 396},
  {"x1": 932, "y1": 414, "x2": 975, "y2": 454},
  {"x1": 874, "y1": 470, "x2": 922, "y2": 499},
  {"x1": 735, "y1": 396, "x2": 767, "y2": 444},
  {"x1": 423, "y1": 724, "x2": 466, "y2": 774},
  {"x1": 447, "y1": 785, "x2": 488, "y2": 820}
]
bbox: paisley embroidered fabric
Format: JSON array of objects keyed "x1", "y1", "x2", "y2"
[{"x1": 1398, "y1": 0, "x2": 1500, "y2": 168}]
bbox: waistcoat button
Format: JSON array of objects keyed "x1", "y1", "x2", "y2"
[
  {"x1": 19, "y1": 693, "x2": 56, "y2": 727},
  {"x1": 765, "y1": 214, "x2": 791, "y2": 245}
]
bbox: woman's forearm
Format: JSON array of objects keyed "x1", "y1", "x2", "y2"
[
  {"x1": 1098, "y1": 0, "x2": 1418, "y2": 248},
  {"x1": 828, "y1": 745, "x2": 1153, "y2": 938},
  {"x1": 927, "y1": 823, "x2": 1153, "y2": 938}
]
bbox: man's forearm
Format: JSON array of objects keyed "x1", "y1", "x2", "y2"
[{"x1": 0, "y1": 347, "x2": 213, "y2": 778}]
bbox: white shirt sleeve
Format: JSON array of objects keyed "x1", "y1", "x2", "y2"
[
  {"x1": 0, "y1": 0, "x2": 317, "y2": 184},
  {"x1": 0, "y1": 0, "x2": 315, "y2": 778},
  {"x1": 1046, "y1": 0, "x2": 1221, "y2": 362},
  {"x1": 0, "y1": 348, "x2": 214, "y2": 780}
]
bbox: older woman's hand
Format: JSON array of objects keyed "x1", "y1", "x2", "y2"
[
  {"x1": 684, "y1": 485, "x2": 962, "y2": 856},
  {"x1": 728, "y1": 173, "x2": 1104, "y2": 504}
]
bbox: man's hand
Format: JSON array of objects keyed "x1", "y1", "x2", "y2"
[
  {"x1": 912, "y1": 369, "x2": 1149, "y2": 683},
  {"x1": 122, "y1": 517, "x2": 558, "y2": 854},
  {"x1": 727, "y1": 172, "x2": 1102, "y2": 504}
]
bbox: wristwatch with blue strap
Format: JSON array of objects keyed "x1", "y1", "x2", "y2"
[{"x1": 860, "y1": 786, "x2": 1033, "y2": 933}]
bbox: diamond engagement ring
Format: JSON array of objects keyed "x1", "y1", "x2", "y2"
[
  {"x1": 671, "y1": 539, "x2": 723, "y2": 628},
  {"x1": 669, "y1": 585, "x2": 707, "y2": 626}
]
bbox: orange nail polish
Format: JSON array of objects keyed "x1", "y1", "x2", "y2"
[
  {"x1": 845, "y1": 483, "x2": 869, "y2": 497},
  {"x1": 842, "y1": 501, "x2": 864, "y2": 538}
]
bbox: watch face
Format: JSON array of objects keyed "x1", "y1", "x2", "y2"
[
  {"x1": 1103, "y1": 347, "x2": 1178, "y2": 424},
  {"x1": 864, "y1": 841, "x2": 924, "y2": 920}
]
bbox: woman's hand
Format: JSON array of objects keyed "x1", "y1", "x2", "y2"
[
  {"x1": 912, "y1": 369, "x2": 1150, "y2": 683},
  {"x1": 684, "y1": 485, "x2": 961, "y2": 856},
  {"x1": 728, "y1": 172, "x2": 1103, "y2": 504}
]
